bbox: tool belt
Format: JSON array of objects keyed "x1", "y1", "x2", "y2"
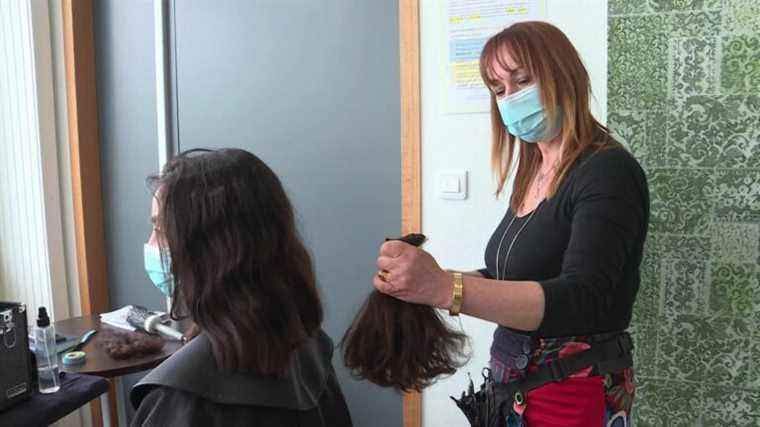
[
  {"x1": 452, "y1": 332, "x2": 634, "y2": 427},
  {"x1": 500, "y1": 332, "x2": 632, "y2": 406}
]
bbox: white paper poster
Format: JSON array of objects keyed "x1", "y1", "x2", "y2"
[{"x1": 441, "y1": 0, "x2": 546, "y2": 114}]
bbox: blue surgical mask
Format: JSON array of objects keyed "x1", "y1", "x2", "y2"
[
  {"x1": 144, "y1": 244, "x2": 174, "y2": 297},
  {"x1": 496, "y1": 84, "x2": 561, "y2": 143}
]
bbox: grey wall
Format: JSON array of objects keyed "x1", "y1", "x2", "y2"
[
  {"x1": 96, "y1": 0, "x2": 402, "y2": 425},
  {"x1": 173, "y1": 1, "x2": 402, "y2": 425},
  {"x1": 94, "y1": 0, "x2": 167, "y2": 421}
]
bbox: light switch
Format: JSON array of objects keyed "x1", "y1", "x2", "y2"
[
  {"x1": 443, "y1": 176, "x2": 460, "y2": 193},
  {"x1": 438, "y1": 170, "x2": 467, "y2": 200}
]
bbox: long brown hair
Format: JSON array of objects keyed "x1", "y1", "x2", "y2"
[
  {"x1": 341, "y1": 234, "x2": 469, "y2": 392},
  {"x1": 479, "y1": 21, "x2": 617, "y2": 210},
  {"x1": 149, "y1": 148, "x2": 323, "y2": 375}
]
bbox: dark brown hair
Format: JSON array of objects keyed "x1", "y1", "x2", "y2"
[
  {"x1": 480, "y1": 21, "x2": 618, "y2": 210},
  {"x1": 149, "y1": 148, "x2": 322, "y2": 375},
  {"x1": 341, "y1": 234, "x2": 469, "y2": 392},
  {"x1": 98, "y1": 328, "x2": 165, "y2": 360}
]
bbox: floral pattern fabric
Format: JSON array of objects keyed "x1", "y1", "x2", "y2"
[{"x1": 609, "y1": 0, "x2": 760, "y2": 423}]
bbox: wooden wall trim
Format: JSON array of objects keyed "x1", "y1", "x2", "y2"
[
  {"x1": 62, "y1": 0, "x2": 112, "y2": 424},
  {"x1": 399, "y1": 0, "x2": 422, "y2": 426},
  {"x1": 62, "y1": 0, "x2": 109, "y2": 315}
]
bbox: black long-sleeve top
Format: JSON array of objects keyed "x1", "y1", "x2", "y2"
[{"x1": 480, "y1": 145, "x2": 649, "y2": 339}]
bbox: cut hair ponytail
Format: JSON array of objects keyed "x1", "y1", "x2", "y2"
[{"x1": 341, "y1": 234, "x2": 470, "y2": 392}]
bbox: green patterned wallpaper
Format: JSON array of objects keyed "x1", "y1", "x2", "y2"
[{"x1": 608, "y1": 0, "x2": 760, "y2": 425}]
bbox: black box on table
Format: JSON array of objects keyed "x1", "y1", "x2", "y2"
[{"x1": 0, "y1": 302, "x2": 34, "y2": 412}]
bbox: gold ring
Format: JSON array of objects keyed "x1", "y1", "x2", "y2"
[{"x1": 378, "y1": 270, "x2": 391, "y2": 282}]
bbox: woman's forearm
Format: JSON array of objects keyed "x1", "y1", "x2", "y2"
[
  {"x1": 458, "y1": 274, "x2": 545, "y2": 331},
  {"x1": 374, "y1": 242, "x2": 544, "y2": 329}
]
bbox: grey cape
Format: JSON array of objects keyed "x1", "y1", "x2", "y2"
[{"x1": 130, "y1": 330, "x2": 352, "y2": 427}]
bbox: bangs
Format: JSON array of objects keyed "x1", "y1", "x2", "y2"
[{"x1": 479, "y1": 31, "x2": 526, "y2": 89}]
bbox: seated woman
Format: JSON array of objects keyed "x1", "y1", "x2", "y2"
[{"x1": 131, "y1": 148, "x2": 352, "y2": 427}]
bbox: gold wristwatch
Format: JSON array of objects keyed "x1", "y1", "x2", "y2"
[{"x1": 449, "y1": 271, "x2": 463, "y2": 316}]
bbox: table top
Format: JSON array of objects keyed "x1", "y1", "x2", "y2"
[{"x1": 54, "y1": 314, "x2": 183, "y2": 378}]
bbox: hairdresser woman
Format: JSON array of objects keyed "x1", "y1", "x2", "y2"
[
  {"x1": 374, "y1": 22, "x2": 648, "y2": 427},
  {"x1": 131, "y1": 149, "x2": 352, "y2": 427}
]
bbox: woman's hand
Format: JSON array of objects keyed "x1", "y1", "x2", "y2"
[{"x1": 374, "y1": 240, "x2": 453, "y2": 309}]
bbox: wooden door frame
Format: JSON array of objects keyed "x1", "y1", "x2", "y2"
[
  {"x1": 62, "y1": 0, "x2": 109, "y2": 316},
  {"x1": 400, "y1": 1, "x2": 422, "y2": 426},
  {"x1": 62, "y1": 0, "x2": 113, "y2": 425},
  {"x1": 61, "y1": 1, "x2": 422, "y2": 425}
]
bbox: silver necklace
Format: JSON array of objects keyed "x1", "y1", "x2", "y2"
[
  {"x1": 494, "y1": 202, "x2": 541, "y2": 281},
  {"x1": 534, "y1": 162, "x2": 559, "y2": 200}
]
